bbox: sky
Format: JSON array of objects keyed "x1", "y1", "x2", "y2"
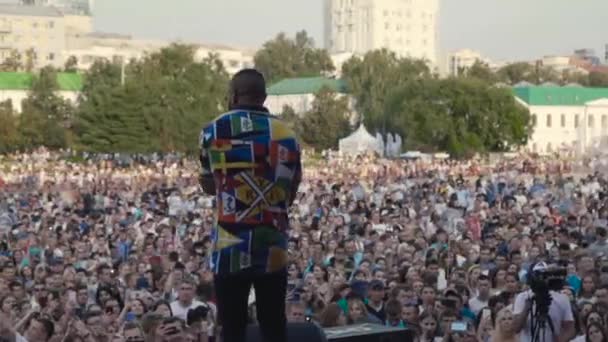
[{"x1": 90, "y1": 0, "x2": 608, "y2": 62}]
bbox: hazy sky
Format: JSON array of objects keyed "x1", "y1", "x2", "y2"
[{"x1": 91, "y1": 0, "x2": 607, "y2": 62}]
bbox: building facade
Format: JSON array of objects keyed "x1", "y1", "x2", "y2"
[
  {"x1": 515, "y1": 86, "x2": 608, "y2": 155},
  {"x1": 65, "y1": 32, "x2": 254, "y2": 75},
  {"x1": 0, "y1": 3, "x2": 251, "y2": 74},
  {"x1": 0, "y1": 71, "x2": 80, "y2": 112},
  {"x1": 0, "y1": 4, "x2": 68, "y2": 69},
  {"x1": 266, "y1": 76, "x2": 358, "y2": 124},
  {"x1": 324, "y1": 0, "x2": 439, "y2": 67},
  {"x1": 447, "y1": 49, "x2": 489, "y2": 76}
]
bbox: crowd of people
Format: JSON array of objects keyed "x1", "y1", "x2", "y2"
[{"x1": 1, "y1": 148, "x2": 608, "y2": 342}]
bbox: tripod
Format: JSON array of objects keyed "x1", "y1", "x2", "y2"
[{"x1": 529, "y1": 292, "x2": 554, "y2": 342}]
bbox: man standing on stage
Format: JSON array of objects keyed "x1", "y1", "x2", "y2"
[{"x1": 199, "y1": 69, "x2": 302, "y2": 342}]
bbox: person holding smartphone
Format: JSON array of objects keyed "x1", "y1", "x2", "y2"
[
  {"x1": 155, "y1": 317, "x2": 187, "y2": 342},
  {"x1": 444, "y1": 321, "x2": 480, "y2": 342}
]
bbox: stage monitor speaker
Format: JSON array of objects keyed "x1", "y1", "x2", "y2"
[
  {"x1": 324, "y1": 323, "x2": 414, "y2": 342},
  {"x1": 246, "y1": 322, "x2": 328, "y2": 342}
]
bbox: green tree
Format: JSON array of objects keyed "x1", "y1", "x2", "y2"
[
  {"x1": 0, "y1": 100, "x2": 18, "y2": 153},
  {"x1": 384, "y1": 78, "x2": 531, "y2": 158},
  {"x1": 19, "y1": 66, "x2": 73, "y2": 149},
  {"x1": 254, "y1": 31, "x2": 334, "y2": 84},
  {"x1": 588, "y1": 71, "x2": 608, "y2": 87},
  {"x1": 465, "y1": 61, "x2": 497, "y2": 83},
  {"x1": 0, "y1": 50, "x2": 22, "y2": 72},
  {"x1": 532, "y1": 66, "x2": 560, "y2": 84},
  {"x1": 279, "y1": 104, "x2": 299, "y2": 130},
  {"x1": 342, "y1": 49, "x2": 430, "y2": 134},
  {"x1": 497, "y1": 62, "x2": 535, "y2": 85},
  {"x1": 297, "y1": 87, "x2": 351, "y2": 150},
  {"x1": 74, "y1": 58, "x2": 150, "y2": 152},
  {"x1": 561, "y1": 70, "x2": 589, "y2": 86},
  {"x1": 64, "y1": 55, "x2": 79, "y2": 72},
  {"x1": 74, "y1": 44, "x2": 229, "y2": 154},
  {"x1": 24, "y1": 48, "x2": 36, "y2": 72}
]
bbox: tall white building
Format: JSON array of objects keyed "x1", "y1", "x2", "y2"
[{"x1": 324, "y1": 0, "x2": 439, "y2": 67}]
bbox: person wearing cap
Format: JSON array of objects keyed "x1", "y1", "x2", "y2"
[
  {"x1": 199, "y1": 69, "x2": 301, "y2": 342},
  {"x1": 365, "y1": 279, "x2": 386, "y2": 322}
]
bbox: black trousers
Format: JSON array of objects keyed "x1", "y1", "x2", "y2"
[{"x1": 214, "y1": 269, "x2": 287, "y2": 342}]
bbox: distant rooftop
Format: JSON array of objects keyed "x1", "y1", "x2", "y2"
[
  {"x1": 514, "y1": 86, "x2": 608, "y2": 106},
  {"x1": 0, "y1": 3, "x2": 62, "y2": 17},
  {"x1": 0, "y1": 72, "x2": 82, "y2": 91},
  {"x1": 88, "y1": 32, "x2": 133, "y2": 40},
  {"x1": 267, "y1": 77, "x2": 348, "y2": 96}
]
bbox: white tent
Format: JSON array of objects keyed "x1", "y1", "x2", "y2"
[{"x1": 339, "y1": 124, "x2": 381, "y2": 156}]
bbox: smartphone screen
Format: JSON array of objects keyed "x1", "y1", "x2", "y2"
[
  {"x1": 482, "y1": 308, "x2": 491, "y2": 320},
  {"x1": 451, "y1": 321, "x2": 467, "y2": 332}
]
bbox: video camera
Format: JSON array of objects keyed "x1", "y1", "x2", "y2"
[
  {"x1": 527, "y1": 262, "x2": 567, "y2": 316},
  {"x1": 528, "y1": 264, "x2": 567, "y2": 293}
]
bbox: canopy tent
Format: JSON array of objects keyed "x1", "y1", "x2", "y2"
[{"x1": 339, "y1": 124, "x2": 382, "y2": 156}]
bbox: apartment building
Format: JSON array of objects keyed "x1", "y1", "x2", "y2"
[
  {"x1": 325, "y1": 0, "x2": 439, "y2": 67},
  {"x1": 0, "y1": 4, "x2": 67, "y2": 69}
]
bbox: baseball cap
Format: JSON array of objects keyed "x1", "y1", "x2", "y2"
[
  {"x1": 443, "y1": 288, "x2": 460, "y2": 299},
  {"x1": 369, "y1": 279, "x2": 385, "y2": 291},
  {"x1": 532, "y1": 262, "x2": 548, "y2": 272}
]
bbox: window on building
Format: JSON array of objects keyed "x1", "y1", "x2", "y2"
[
  {"x1": 48, "y1": 21, "x2": 54, "y2": 29},
  {"x1": 589, "y1": 115, "x2": 594, "y2": 128},
  {"x1": 603, "y1": 115, "x2": 608, "y2": 129},
  {"x1": 32, "y1": 22, "x2": 38, "y2": 29},
  {"x1": 384, "y1": 10, "x2": 388, "y2": 16},
  {"x1": 422, "y1": 39, "x2": 427, "y2": 46},
  {"x1": 423, "y1": 25, "x2": 428, "y2": 32},
  {"x1": 546, "y1": 114, "x2": 552, "y2": 128},
  {"x1": 48, "y1": 53, "x2": 55, "y2": 61},
  {"x1": 385, "y1": 22, "x2": 390, "y2": 30},
  {"x1": 532, "y1": 114, "x2": 537, "y2": 126},
  {"x1": 546, "y1": 143, "x2": 552, "y2": 153},
  {"x1": 561, "y1": 114, "x2": 566, "y2": 128},
  {"x1": 575, "y1": 114, "x2": 579, "y2": 128}
]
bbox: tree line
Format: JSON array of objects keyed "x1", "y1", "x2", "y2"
[
  {"x1": 1, "y1": 31, "x2": 605, "y2": 157},
  {"x1": 258, "y1": 32, "x2": 534, "y2": 157},
  {"x1": 0, "y1": 44, "x2": 229, "y2": 155}
]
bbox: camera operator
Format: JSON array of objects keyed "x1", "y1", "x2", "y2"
[{"x1": 513, "y1": 262, "x2": 574, "y2": 342}]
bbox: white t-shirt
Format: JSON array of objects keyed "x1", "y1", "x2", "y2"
[
  {"x1": 468, "y1": 296, "x2": 489, "y2": 316},
  {"x1": 170, "y1": 300, "x2": 217, "y2": 337},
  {"x1": 513, "y1": 290, "x2": 574, "y2": 342},
  {"x1": 170, "y1": 299, "x2": 206, "y2": 321}
]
